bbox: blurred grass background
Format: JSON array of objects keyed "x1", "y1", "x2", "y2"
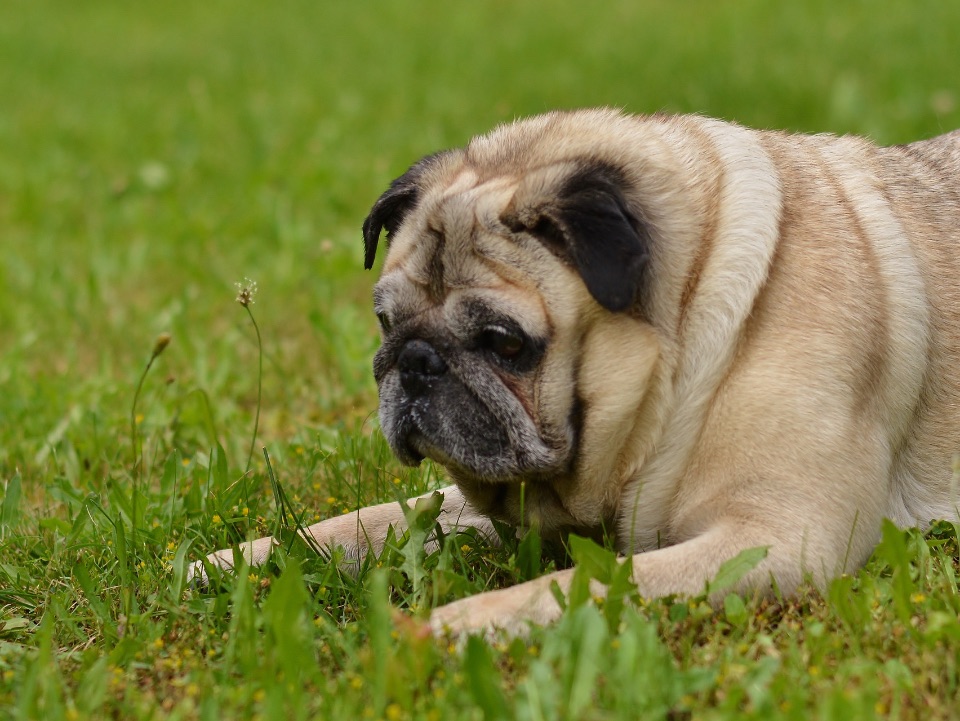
[
  {"x1": 0, "y1": 1, "x2": 959, "y2": 718},
  {"x1": 2, "y1": 0, "x2": 958, "y2": 477}
]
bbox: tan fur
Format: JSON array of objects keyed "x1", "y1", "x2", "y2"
[{"x1": 195, "y1": 109, "x2": 960, "y2": 638}]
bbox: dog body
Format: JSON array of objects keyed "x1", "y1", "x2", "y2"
[{"x1": 201, "y1": 110, "x2": 960, "y2": 635}]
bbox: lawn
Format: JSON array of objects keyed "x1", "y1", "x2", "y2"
[{"x1": 1, "y1": 0, "x2": 959, "y2": 719}]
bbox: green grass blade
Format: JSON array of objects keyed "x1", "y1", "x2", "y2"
[
  {"x1": 1, "y1": 473, "x2": 22, "y2": 537},
  {"x1": 464, "y1": 636, "x2": 510, "y2": 720}
]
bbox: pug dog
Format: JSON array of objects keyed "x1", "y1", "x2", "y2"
[{"x1": 197, "y1": 108, "x2": 960, "y2": 637}]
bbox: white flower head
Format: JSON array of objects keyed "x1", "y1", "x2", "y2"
[{"x1": 235, "y1": 278, "x2": 258, "y2": 307}]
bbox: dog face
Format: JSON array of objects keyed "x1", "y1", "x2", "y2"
[{"x1": 362, "y1": 115, "x2": 659, "y2": 528}]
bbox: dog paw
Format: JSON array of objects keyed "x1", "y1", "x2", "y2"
[
  {"x1": 186, "y1": 558, "x2": 208, "y2": 587},
  {"x1": 185, "y1": 549, "x2": 238, "y2": 588},
  {"x1": 428, "y1": 579, "x2": 563, "y2": 640},
  {"x1": 187, "y1": 538, "x2": 279, "y2": 588}
]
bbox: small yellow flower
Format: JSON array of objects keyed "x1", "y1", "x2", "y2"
[
  {"x1": 350, "y1": 675, "x2": 363, "y2": 690},
  {"x1": 386, "y1": 703, "x2": 402, "y2": 721},
  {"x1": 182, "y1": 458, "x2": 191, "y2": 466},
  {"x1": 167, "y1": 541, "x2": 177, "y2": 551},
  {"x1": 392, "y1": 477, "x2": 402, "y2": 486},
  {"x1": 135, "y1": 413, "x2": 144, "y2": 425},
  {"x1": 153, "y1": 638, "x2": 164, "y2": 649},
  {"x1": 242, "y1": 507, "x2": 249, "y2": 516},
  {"x1": 326, "y1": 497, "x2": 337, "y2": 505},
  {"x1": 295, "y1": 446, "x2": 304, "y2": 455},
  {"x1": 461, "y1": 544, "x2": 472, "y2": 553},
  {"x1": 212, "y1": 514, "x2": 221, "y2": 525},
  {"x1": 911, "y1": 592, "x2": 927, "y2": 604},
  {"x1": 253, "y1": 689, "x2": 266, "y2": 703}
]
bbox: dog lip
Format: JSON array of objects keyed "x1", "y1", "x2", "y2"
[
  {"x1": 394, "y1": 409, "x2": 567, "y2": 483},
  {"x1": 402, "y1": 426, "x2": 466, "y2": 474},
  {"x1": 400, "y1": 430, "x2": 426, "y2": 465}
]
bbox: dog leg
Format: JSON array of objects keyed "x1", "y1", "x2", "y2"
[
  {"x1": 428, "y1": 522, "x2": 802, "y2": 638},
  {"x1": 189, "y1": 485, "x2": 494, "y2": 582}
]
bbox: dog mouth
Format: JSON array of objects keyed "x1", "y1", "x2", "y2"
[
  {"x1": 400, "y1": 426, "x2": 470, "y2": 473},
  {"x1": 399, "y1": 429, "x2": 426, "y2": 465},
  {"x1": 394, "y1": 415, "x2": 504, "y2": 479},
  {"x1": 380, "y1": 369, "x2": 573, "y2": 482},
  {"x1": 394, "y1": 414, "x2": 570, "y2": 487}
]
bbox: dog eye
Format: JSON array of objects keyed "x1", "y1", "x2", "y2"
[
  {"x1": 376, "y1": 311, "x2": 392, "y2": 332},
  {"x1": 479, "y1": 325, "x2": 524, "y2": 360}
]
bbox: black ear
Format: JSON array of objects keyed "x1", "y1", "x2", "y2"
[
  {"x1": 362, "y1": 152, "x2": 445, "y2": 270},
  {"x1": 503, "y1": 163, "x2": 650, "y2": 312}
]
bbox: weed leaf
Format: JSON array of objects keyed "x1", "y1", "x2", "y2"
[
  {"x1": 262, "y1": 560, "x2": 313, "y2": 680},
  {"x1": 564, "y1": 606, "x2": 607, "y2": 716},
  {"x1": 366, "y1": 570, "x2": 390, "y2": 715},
  {"x1": 73, "y1": 562, "x2": 119, "y2": 643},
  {"x1": 516, "y1": 527, "x2": 542, "y2": 581},
  {"x1": 399, "y1": 491, "x2": 443, "y2": 603},
  {"x1": 723, "y1": 592, "x2": 748, "y2": 626},
  {"x1": 706, "y1": 545, "x2": 769, "y2": 595},
  {"x1": 169, "y1": 537, "x2": 194, "y2": 601},
  {"x1": 464, "y1": 636, "x2": 510, "y2": 720},
  {"x1": 876, "y1": 519, "x2": 915, "y2": 624}
]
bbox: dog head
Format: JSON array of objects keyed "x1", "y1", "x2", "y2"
[{"x1": 362, "y1": 110, "x2": 662, "y2": 528}]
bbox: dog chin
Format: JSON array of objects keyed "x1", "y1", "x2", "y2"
[
  {"x1": 387, "y1": 420, "x2": 425, "y2": 466},
  {"x1": 384, "y1": 397, "x2": 572, "y2": 483},
  {"x1": 392, "y1": 424, "x2": 517, "y2": 483}
]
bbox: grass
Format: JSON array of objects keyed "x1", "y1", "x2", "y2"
[{"x1": 1, "y1": 0, "x2": 959, "y2": 718}]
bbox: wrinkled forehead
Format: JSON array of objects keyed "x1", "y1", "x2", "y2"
[
  {"x1": 374, "y1": 270, "x2": 547, "y2": 335},
  {"x1": 380, "y1": 169, "x2": 518, "y2": 288},
  {"x1": 373, "y1": 168, "x2": 550, "y2": 330}
]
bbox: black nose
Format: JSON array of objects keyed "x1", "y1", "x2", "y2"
[{"x1": 398, "y1": 339, "x2": 447, "y2": 396}]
